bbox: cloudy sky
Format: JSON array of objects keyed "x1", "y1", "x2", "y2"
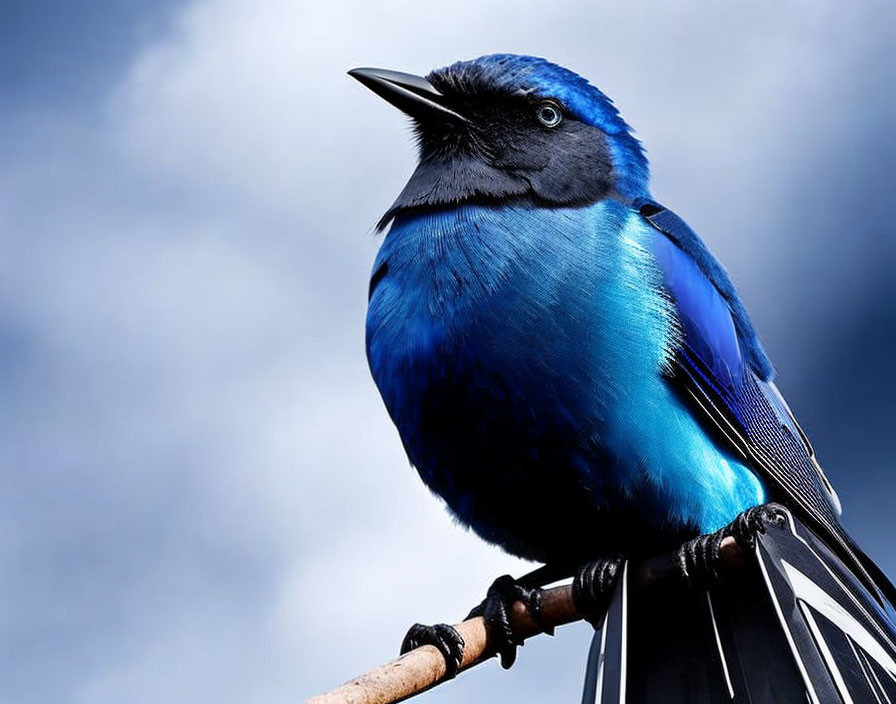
[{"x1": 1, "y1": 1, "x2": 894, "y2": 702}]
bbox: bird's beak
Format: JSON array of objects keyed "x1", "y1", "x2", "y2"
[{"x1": 348, "y1": 67, "x2": 468, "y2": 124}]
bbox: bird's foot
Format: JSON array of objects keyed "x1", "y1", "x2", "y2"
[
  {"x1": 466, "y1": 574, "x2": 550, "y2": 669},
  {"x1": 399, "y1": 623, "x2": 465, "y2": 679},
  {"x1": 677, "y1": 530, "x2": 728, "y2": 584},
  {"x1": 724, "y1": 502, "x2": 789, "y2": 552},
  {"x1": 571, "y1": 558, "x2": 624, "y2": 624},
  {"x1": 677, "y1": 502, "x2": 789, "y2": 584}
]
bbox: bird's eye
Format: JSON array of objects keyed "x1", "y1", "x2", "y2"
[{"x1": 535, "y1": 100, "x2": 563, "y2": 128}]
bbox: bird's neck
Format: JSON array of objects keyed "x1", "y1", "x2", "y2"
[{"x1": 377, "y1": 143, "x2": 650, "y2": 232}]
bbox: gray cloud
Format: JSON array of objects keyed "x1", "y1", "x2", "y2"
[{"x1": 0, "y1": 0, "x2": 893, "y2": 702}]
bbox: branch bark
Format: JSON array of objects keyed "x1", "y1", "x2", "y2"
[{"x1": 306, "y1": 537, "x2": 742, "y2": 704}]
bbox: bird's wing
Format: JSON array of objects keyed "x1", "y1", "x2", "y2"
[{"x1": 635, "y1": 200, "x2": 891, "y2": 598}]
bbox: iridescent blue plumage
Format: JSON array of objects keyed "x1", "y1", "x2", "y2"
[
  {"x1": 368, "y1": 199, "x2": 765, "y2": 562},
  {"x1": 362, "y1": 53, "x2": 849, "y2": 568}
]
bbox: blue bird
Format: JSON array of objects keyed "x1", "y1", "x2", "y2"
[{"x1": 349, "y1": 55, "x2": 896, "y2": 685}]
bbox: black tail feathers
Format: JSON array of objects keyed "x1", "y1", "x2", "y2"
[{"x1": 582, "y1": 511, "x2": 896, "y2": 703}]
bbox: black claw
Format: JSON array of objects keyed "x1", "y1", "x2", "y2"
[
  {"x1": 400, "y1": 623, "x2": 465, "y2": 679},
  {"x1": 572, "y1": 558, "x2": 623, "y2": 624},
  {"x1": 677, "y1": 503, "x2": 789, "y2": 585},
  {"x1": 526, "y1": 586, "x2": 552, "y2": 636},
  {"x1": 725, "y1": 502, "x2": 788, "y2": 551},
  {"x1": 466, "y1": 574, "x2": 548, "y2": 669},
  {"x1": 677, "y1": 531, "x2": 726, "y2": 584}
]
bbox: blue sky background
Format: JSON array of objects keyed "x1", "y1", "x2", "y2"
[{"x1": 1, "y1": 1, "x2": 894, "y2": 702}]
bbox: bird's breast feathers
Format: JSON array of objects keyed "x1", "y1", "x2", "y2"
[{"x1": 366, "y1": 200, "x2": 676, "y2": 418}]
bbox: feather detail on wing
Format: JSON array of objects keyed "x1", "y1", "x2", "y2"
[{"x1": 634, "y1": 199, "x2": 888, "y2": 601}]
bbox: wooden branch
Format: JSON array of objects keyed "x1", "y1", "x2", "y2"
[
  {"x1": 306, "y1": 583, "x2": 578, "y2": 704},
  {"x1": 307, "y1": 537, "x2": 742, "y2": 704}
]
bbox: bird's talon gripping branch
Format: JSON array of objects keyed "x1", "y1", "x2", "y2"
[
  {"x1": 678, "y1": 503, "x2": 790, "y2": 584},
  {"x1": 399, "y1": 623, "x2": 465, "y2": 679},
  {"x1": 677, "y1": 531, "x2": 727, "y2": 584},
  {"x1": 572, "y1": 558, "x2": 623, "y2": 624},
  {"x1": 724, "y1": 502, "x2": 789, "y2": 551},
  {"x1": 466, "y1": 574, "x2": 547, "y2": 669}
]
